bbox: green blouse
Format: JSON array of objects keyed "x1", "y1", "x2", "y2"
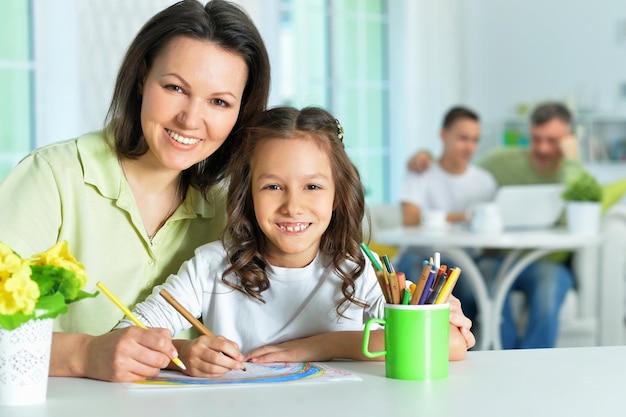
[{"x1": 0, "y1": 131, "x2": 227, "y2": 335}]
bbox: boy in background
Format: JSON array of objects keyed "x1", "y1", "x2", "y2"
[{"x1": 396, "y1": 106, "x2": 496, "y2": 328}]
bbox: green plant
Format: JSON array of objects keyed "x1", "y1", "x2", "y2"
[{"x1": 562, "y1": 171, "x2": 603, "y2": 202}]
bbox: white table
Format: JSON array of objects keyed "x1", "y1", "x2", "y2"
[
  {"x1": 2, "y1": 346, "x2": 625, "y2": 417},
  {"x1": 375, "y1": 226, "x2": 603, "y2": 350}
]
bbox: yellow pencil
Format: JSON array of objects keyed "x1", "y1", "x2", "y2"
[
  {"x1": 96, "y1": 281, "x2": 187, "y2": 371},
  {"x1": 435, "y1": 267, "x2": 461, "y2": 304}
]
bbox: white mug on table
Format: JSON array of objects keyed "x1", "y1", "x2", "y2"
[{"x1": 470, "y1": 203, "x2": 503, "y2": 234}]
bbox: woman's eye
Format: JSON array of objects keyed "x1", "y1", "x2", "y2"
[
  {"x1": 306, "y1": 184, "x2": 321, "y2": 190},
  {"x1": 265, "y1": 184, "x2": 281, "y2": 190},
  {"x1": 165, "y1": 84, "x2": 184, "y2": 93},
  {"x1": 210, "y1": 98, "x2": 229, "y2": 107}
]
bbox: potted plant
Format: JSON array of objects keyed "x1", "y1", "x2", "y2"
[
  {"x1": 561, "y1": 171, "x2": 603, "y2": 234},
  {"x1": 0, "y1": 241, "x2": 97, "y2": 406}
]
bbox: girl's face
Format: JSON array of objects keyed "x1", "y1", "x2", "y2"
[
  {"x1": 251, "y1": 136, "x2": 336, "y2": 268},
  {"x1": 139, "y1": 36, "x2": 248, "y2": 172}
]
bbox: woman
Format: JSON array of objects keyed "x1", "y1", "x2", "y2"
[{"x1": 0, "y1": 0, "x2": 270, "y2": 382}]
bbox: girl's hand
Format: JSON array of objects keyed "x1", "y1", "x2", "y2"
[
  {"x1": 448, "y1": 294, "x2": 476, "y2": 349},
  {"x1": 245, "y1": 331, "x2": 382, "y2": 363},
  {"x1": 244, "y1": 337, "x2": 324, "y2": 364},
  {"x1": 175, "y1": 335, "x2": 245, "y2": 377}
]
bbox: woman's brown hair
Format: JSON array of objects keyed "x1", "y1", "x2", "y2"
[
  {"x1": 105, "y1": 0, "x2": 270, "y2": 195},
  {"x1": 223, "y1": 106, "x2": 368, "y2": 316}
]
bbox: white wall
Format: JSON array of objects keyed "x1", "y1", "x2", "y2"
[
  {"x1": 460, "y1": 0, "x2": 626, "y2": 149},
  {"x1": 32, "y1": 1, "x2": 625, "y2": 191},
  {"x1": 35, "y1": 0, "x2": 196, "y2": 147},
  {"x1": 387, "y1": 0, "x2": 465, "y2": 202}
]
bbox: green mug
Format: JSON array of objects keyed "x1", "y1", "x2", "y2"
[{"x1": 362, "y1": 303, "x2": 449, "y2": 380}]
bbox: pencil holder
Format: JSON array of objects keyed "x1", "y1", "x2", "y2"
[{"x1": 362, "y1": 303, "x2": 449, "y2": 380}]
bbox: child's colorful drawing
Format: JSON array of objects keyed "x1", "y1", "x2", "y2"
[{"x1": 126, "y1": 362, "x2": 360, "y2": 388}]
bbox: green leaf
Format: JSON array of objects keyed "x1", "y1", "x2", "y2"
[
  {"x1": 0, "y1": 311, "x2": 34, "y2": 331},
  {"x1": 33, "y1": 293, "x2": 68, "y2": 320},
  {"x1": 69, "y1": 289, "x2": 99, "y2": 304}
]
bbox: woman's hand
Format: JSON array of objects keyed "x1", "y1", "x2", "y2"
[
  {"x1": 63, "y1": 327, "x2": 178, "y2": 382},
  {"x1": 174, "y1": 335, "x2": 245, "y2": 377}
]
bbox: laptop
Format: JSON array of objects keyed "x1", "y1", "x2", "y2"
[{"x1": 494, "y1": 184, "x2": 565, "y2": 230}]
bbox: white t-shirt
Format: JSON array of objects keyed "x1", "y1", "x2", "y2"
[
  {"x1": 118, "y1": 241, "x2": 386, "y2": 354},
  {"x1": 399, "y1": 162, "x2": 497, "y2": 213}
]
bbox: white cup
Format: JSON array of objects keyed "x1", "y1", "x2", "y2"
[
  {"x1": 470, "y1": 203, "x2": 503, "y2": 234},
  {"x1": 421, "y1": 210, "x2": 448, "y2": 230}
]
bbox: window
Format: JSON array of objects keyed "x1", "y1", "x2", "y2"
[
  {"x1": 0, "y1": 0, "x2": 33, "y2": 180},
  {"x1": 276, "y1": 0, "x2": 389, "y2": 204}
]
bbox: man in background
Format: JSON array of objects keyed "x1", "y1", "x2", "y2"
[
  {"x1": 400, "y1": 106, "x2": 497, "y2": 226},
  {"x1": 396, "y1": 106, "x2": 496, "y2": 326},
  {"x1": 407, "y1": 101, "x2": 586, "y2": 349}
]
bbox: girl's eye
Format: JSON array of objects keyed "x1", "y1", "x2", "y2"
[
  {"x1": 165, "y1": 84, "x2": 184, "y2": 93},
  {"x1": 265, "y1": 184, "x2": 281, "y2": 190},
  {"x1": 306, "y1": 184, "x2": 321, "y2": 190}
]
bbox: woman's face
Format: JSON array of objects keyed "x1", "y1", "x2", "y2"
[{"x1": 139, "y1": 36, "x2": 248, "y2": 172}]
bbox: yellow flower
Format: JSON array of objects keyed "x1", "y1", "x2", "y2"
[
  {"x1": 30, "y1": 241, "x2": 87, "y2": 287},
  {"x1": 0, "y1": 242, "x2": 40, "y2": 316}
]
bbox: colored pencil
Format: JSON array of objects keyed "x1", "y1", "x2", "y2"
[
  {"x1": 159, "y1": 289, "x2": 246, "y2": 371},
  {"x1": 360, "y1": 242, "x2": 384, "y2": 272},
  {"x1": 410, "y1": 262, "x2": 432, "y2": 305},
  {"x1": 435, "y1": 267, "x2": 461, "y2": 304},
  {"x1": 375, "y1": 270, "x2": 393, "y2": 303}
]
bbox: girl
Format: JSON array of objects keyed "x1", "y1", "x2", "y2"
[{"x1": 119, "y1": 106, "x2": 474, "y2": 377}]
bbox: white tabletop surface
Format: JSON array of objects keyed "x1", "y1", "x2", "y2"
[
  {"x1": 2, "y1": 346, "x2": 624, "y2": 417},
  {"x1": 375, "y1": 225, "x2": 602, "y2": 249}
]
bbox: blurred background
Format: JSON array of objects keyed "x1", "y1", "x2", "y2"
[{"x1": 1, "y1": 0, "x2": 625, "y2": 204}]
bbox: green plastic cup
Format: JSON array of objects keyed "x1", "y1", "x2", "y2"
[{"x1": 362, "y1": 303, "x2": 449, "y2": 380}]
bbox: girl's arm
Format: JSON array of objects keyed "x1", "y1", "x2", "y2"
[
  {"x1": 244, "y1": 325, "x2": 469, "y2": 364},
  {"x1": 244, "y1": 330, "x2": 386, "y2": 363},
  {"x1": 448, "y1": 294, "x2": 476, "y2": 359}
]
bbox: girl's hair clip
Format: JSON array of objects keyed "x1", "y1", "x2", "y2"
[{"x1": 335, "y1": 119, "x2": 344, "y2": 141}]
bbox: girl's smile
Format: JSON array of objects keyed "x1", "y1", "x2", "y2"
[{"x1": 277, "y1": 222, "x2": 312, "y2": 233}]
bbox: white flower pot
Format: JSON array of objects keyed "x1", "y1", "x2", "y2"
[
  {"x1": 565, "y1": 201, "x2": 602, "y2": 235},
  {"x1": 0, "y1": 318, "x2": 53, "y2": 406}
]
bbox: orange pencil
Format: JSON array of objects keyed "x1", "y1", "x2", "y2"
[
  {"x1": 410, "y1": 263, "x2": 432, "y2": 305},
  {"x1": 387, "y1": 270, "x2": 401, "y2": 304},
  {"x1": 375, "y1": 270, "x2": 393, "y2": 303},
  {"x1": 396, "y1": 272, "x2": 407, "y2": 294},
  {"x1": 159, "y1": 289, "x2": 247, "y2": 371}
]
